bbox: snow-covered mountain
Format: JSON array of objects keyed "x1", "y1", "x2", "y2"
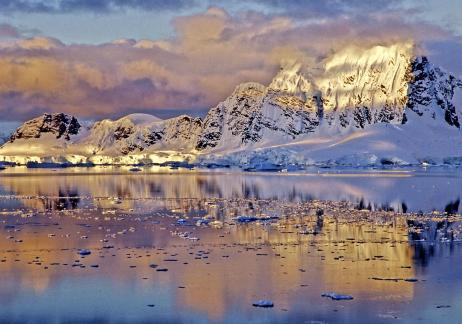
[
  {"x1": 196, "y1": 81, "x2": 320, "y2": 151},
  {"x1": 8, "y1": 113, "x2": 82, "y2": 142},
  {"x1": 0, "y1": 113, "x2": 201, "y2": 164},
  {"x1": 80, "y1": 113, "x2": 202, "y2": 155},
  {"x1": 198, "y1": 43, "x2": 461, "y2": 149},
  {"x1": 1, "y1": 42, "x2": 462, "y2": 167}
]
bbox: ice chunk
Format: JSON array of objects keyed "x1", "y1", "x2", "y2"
[
  {"x1": 235, "y1": 216, "x2": 258, "y2": 223},
  {"x1": 321, "y1": 292, "x2": 354, "y2": 300},
  {"x1": 195, "y1": 219, "x2": 210, "y2": 226},
  {"x1": 78, "y1": 249, "x2": 91, "y2": 256},
  {"x1": 252, "y1": 300, "x2": 274, "y2": 308},
  {"x1": 235, "y1": 215, "x2": 279, "y2": 223}
]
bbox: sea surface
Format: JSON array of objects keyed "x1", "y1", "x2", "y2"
[{"x1": 0, "y1": 166, "x2": 461, "y2": 323}]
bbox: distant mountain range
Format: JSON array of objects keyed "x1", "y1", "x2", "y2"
[{"x1": 1, "y1": 42, "x2": 462, "y2": 168}]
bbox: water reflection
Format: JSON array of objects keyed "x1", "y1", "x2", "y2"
[
  {"x1": 1, "y1": 168, "x2": 462, "y2": 322},
  {"x1": 0, "y1": 167, "x2": 461, "y2": 212},
  {"x1": 0, "y1": 194, "x2": 461, "y2": 322}
]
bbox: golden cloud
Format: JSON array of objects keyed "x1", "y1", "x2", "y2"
[{"x1": 0, "y1": 7, "x2": 456, "y2": 120}]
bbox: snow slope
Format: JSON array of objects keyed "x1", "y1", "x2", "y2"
[{"x1": 198, "y1": 118, "x2": 462, "y2": 167}]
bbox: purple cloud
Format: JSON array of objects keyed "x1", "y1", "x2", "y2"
[
  {"x1": 0, "y1": 0, "x2": 195, "y2": 13},
  {"x1": 0, "y1": 24, "x2": 20, "y2": 39}
]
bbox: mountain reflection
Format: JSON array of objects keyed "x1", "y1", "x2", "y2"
[
  {"x1": 0, "y1": 167, "x2": 461, "y2": 212},
  {"x1": 0, "y1": 186, "x2": 460, "y2": 321},
  {"x1": 0, "y1": 210, "x2": 421, "y2": 316}
]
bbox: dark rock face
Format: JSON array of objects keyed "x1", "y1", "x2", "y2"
[
  {"x1": 115, "y1": 115, "x2": 203, "y2": 155},
  {"x1": 262, "y1": 92, "x2": 319, "y2": 137},
  {"x1": 9, "y1": 113, "x2": 81, "y2": 142},
  {"x1": 332, "y1": 103, "x2": 403, "y2": 129},
  {"x1": 196, "y1": 85, "x2": 261, "y2": 150},
  {"x1": 195, "y1": 109, "x2": 223, "y2": 150},
  {"x1": 196, "y1": 84, "x2": 319, "y2": 150},
  {"x1": 406, "y1": 56, "x2": 462, "y2": 128},
  {"x1": 114, "y1": 125, "x2": 134, "y2": 140},
  {"x1": 144, "y1": 131, "x2": 164, "y2": 146}
]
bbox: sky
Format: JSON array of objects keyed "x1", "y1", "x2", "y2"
[{"x1": 0, "y1": 0, "x2": 462, "y2": 121}]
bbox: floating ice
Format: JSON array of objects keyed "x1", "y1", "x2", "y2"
[
  {"x1": 195, "y1": 219, "x2": 210, "y2": 226},
  {"x1": 235, "y1": 215, "x2": 279, "y2": 223},
  {"x1": 235, "y1": 216, "x2": 258, "y2": 223},
  {"x1": 321, "y1": 292, "x2": 354, "y2": 301},
  {"x1": 252, "y1": 300, "x2": 274, "y2": 308},
  {"x1": 78, "y1": 249, "x2": 91, "y2": 256}
]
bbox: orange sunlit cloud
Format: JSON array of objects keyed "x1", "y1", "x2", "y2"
[{"x1": 0, "y1": 7, "x2": 456, "y2": 120}]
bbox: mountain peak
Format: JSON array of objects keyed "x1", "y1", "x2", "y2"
[
  {"x1": 268, "y1": 61, "x2": 313, "y2": 98},
  {"x1": 324, "y1": 42, "x2": 414, "y2": 72},
  {"x1": 8, "y1": 113, "x2": 81, "y2": 143},
  {"x1": 116, "y1": 113, "x2": 163, "y2": 125},
  {"x1": 268, "y1": 42, "x2": 415, "y2": 106},
  {"x1": 232, "y1": 82, "x2": 266, "y2": 97},
  {"x1": 406, "y1": 54, "x2": 462, "y2": 127}
]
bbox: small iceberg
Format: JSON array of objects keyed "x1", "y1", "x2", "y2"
[
  {"x1": 209, "y1": 220, "x2": 223, "y2": 228},
  {"x1": 235, "y1": 216, "x2": 258, "y2": 223},
  {"x1": 235, "y1": 215, "x2": 279, "y2": 223},
  {"x1": 321, "y1": 292, "x2": 354, "y2": 301},
  {"x1": 176, "y1": 219, "x2": 188, "y2": 225},
  {"x1": 252, "y1": 300, "x2": 274, "y2": 308},
  {"x1": 195, "y1": 219, "x2": 210, "y2": 226},
  {"x1": 78, "y1": 249, "x2": 91, "y2": 256}
]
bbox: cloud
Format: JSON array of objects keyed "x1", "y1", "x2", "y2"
[
  {"x1": 0, "y1": 36, "x2": 63, "y2": 50},
  {"x1": 0, "y1": 23, "x2": 41, "y2": 40},
  {"x1": 0, "y1": 0, "x2": 405, "y2": 16},
  {"x1": 0, "y1": 0, "x2": 196, "y2": 14},
  {"x1": 0, "y1": 23, "x2": 21, "y2": 38},
  {"x1": 0, "y1": 5, "x2": 460, "y2": 121},
  {"x1": 212, "y1": 0, "x2": 406, "y2": 18}
]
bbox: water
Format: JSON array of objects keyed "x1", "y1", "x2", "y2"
[
  {"x1": 0, "y1": 166, "x2": 461, "y2": 212},
  {"x1": 0, "y1": 166, "x2": 461, "y2": 323}
]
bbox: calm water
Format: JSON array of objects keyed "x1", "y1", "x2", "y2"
[
  {"x1": 0, "y1": 167, "x2": 461, "y2": 323},
  {"x1": 0, "y1": 166, "x2": 461, "y2": 212}
]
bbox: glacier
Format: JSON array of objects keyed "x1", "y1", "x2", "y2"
[{"x1": 1, "y1": 42, "x2": 462, "y2": 168}]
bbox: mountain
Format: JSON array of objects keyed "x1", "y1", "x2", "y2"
[
  {"x1": 197, "y1": 43, "x2": 413, "y2": 153},
  {"x1": 195, "y1": 43, "x2": 462, "y2": 167},
  {"x1": 406, "y1": 56, "x2": 462, "y2": 127},
  {"x1": 196, "y1": 81, "x2": 319, "y2": 152},
  {"x1": 79, "y1": 113, "x2": 202, "y2": 155},
  {"x1": 0, "y1": 113, "x2": 202, "y2": 164},
  {"x1": 1, "y1": 42, "x2": 462, "y2": 167},
  {"x1": 198, "y1": 43, "x2": 461, "y2": 149},
  {"x1": 9, "y1": 113, "x2": 82, "y2": 142}
]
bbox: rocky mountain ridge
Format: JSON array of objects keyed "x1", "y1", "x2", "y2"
[{"x1": 9, "y1": 113, "x2": 81, "y2": 142}]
